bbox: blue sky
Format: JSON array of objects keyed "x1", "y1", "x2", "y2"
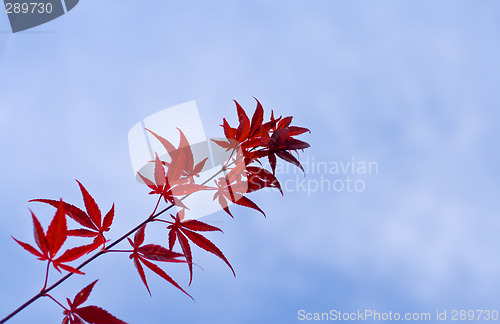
[{"x1": 1, "y1": 1, "x2": 500, "y2": 323}]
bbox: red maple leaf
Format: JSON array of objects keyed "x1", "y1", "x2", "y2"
[
  {"x1": 257, "y1": 123, "x2": 310, "y2": 175},
  {"x1": 165, "y1": 209, "x2": 235, "y2": 285},
  {"x1": 212, "y1": 99, "x2": 264, "y2": 159},
  {"x1": 127, "y1": 225, "x2": 193, "y2": 299},
  {"x1": 138, "y1": 152, "x2": 210, "y2": 209},
  {"x1": 213, "y1": 174, "x2": 265, "y2": 218},
  {"x1": 12, "y1": 201, "x2": 94, "y2": 275},
  {"x1": 147, "y1": 128, "x2": 208, "y2": 184},
  {"x1": 30, "y1": 180, "x2": 115, "y2": 250},
  {"x1": 61, "y1": 280, "x2": 127, "y2": 324},
  {"x1": 246, "y1": 166, "x2": 283, "y2": 194},
  {"x1": 213, "y1": 99, "x2": 310, "y2": 172}
]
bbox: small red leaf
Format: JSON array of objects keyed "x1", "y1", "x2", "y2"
[
  {"x1": 57, "y1": 263, "x2": 84, "y2": 275},
  {"x1": 249, "y1": 98, "x2": 264, "y2": 137},
  {"x1": 234, "y1": 100, "x2": 248, "y2": 124},
  {"x1": 102, "y1": 204, "x2": 115, "y2": 231},
  {"x1": 235, "y1": 109, "x2": 250, "y2": 142},
  {"x1": 193, "y1": 157, "x2": 208, "y2": 175},
  {"x1": 76, "y1": 181, "x2": 102, "y2": 228},
  {"x1": 137, "y1": 172, "x2": 157, "y2": 193},
  {"x1": 181, "y1": 219, "x2": 222, "y2": 232},
  {"x1": 288, "y1": 126, "x2": 310, "y2": 136},
  {"x1": 233, "y1": 196, "x2": 266, "y2": 217},
  {"x1": 276, "y1": 151, "x2": 304, "y2": 173},
  {"x1": 46, "y1": 201, "x2": 67, "y2": 257},
  {"x1": 176, "y1": 231, "x2": 193, "y2": 285},
  {"x1": 177, "y1": 128, "x2": 194, "y2": 169},
  {"x1": 168, "y1": 228, "x2": 176, "y2": 250},
  {"x1": 67, "y1": 229, "x2": 99, "y2": 238},
  {"x1": 171, "y1": 183, "x2": 213, "y2": 196},
  {"x1": 134, "y1": 225, "x2": 146, "y2": 248},
  {"x1": 268, "y1": 153, "x2": 277, "y2": 175},
  {"x1": 137, "y1": 244, "x2": 185, "y2": 262},
  {"x1": 222, "y1": 118, "x2": 236, "y2": 140},
  {"x1": 277, "y1": 116, "x2": 293, "y2": 128},
  {"x1": 246, "y1": 166, "x2": 282, "y2": 195},
  {"x1": 55, "y1": 244, "x2": 96, "y2": 264},
  {"x1": 211, "y1": 139, "x2": 233, "y2": 150},
  {"x1": 30, "y1": 199, "x2": 97, "y2": 231},
  {"x1": 140, "y1": 257, "x2": 193, "y2": 300},
  {"x1": 74, "y1": 316, "x2": 85, "y2": 324},
  {"x1": 73, "y1": 280, "x2": 98, "y2": 308},
  {"x1": 180, "y1": 228, "x2": 235, "y2": 277},
  {"x1": 146, "y1": 128, "x2": 176, "y2": 156},
  {"x1": 75, "y1": 306, "x2": 127, "y2": 324},
  {"x1": 30, "y1": 211, "x2": 48, "y2": 256},
  {"x1": 12, "y1": 237, "x2": 44, "y2": 259},
  {"x1": 133, "y1": 256, "x2": 150, "y2": 296},
  {"x1": 153, "y1": 153, "x2": 166, "y2": 187}
]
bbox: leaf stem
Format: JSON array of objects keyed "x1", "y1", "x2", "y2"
[
  {"x1": 151, "y1": 219, "x2": 172, "y2": 224},
  {"x1": 41, "y1": 261, "x2": 50, "y2": 292},
  {"x1": 44, "y1": 294, "x2": 67, "y2": 311}
]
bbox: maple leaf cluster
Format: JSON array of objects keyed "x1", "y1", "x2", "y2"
[
  {"x1": 8, "y1": 99, "x2": 310, "y2": 324},
  {"x1": 12, "y1": 182, "x2": 125, "y2": 323},
  {"x1": 61, "y1": 280, "x2": 125, "y2": 324},
  {"x1": 212, "y1": 98, "x2": 310, "y2": 216},
  {"x1": 126, "y1": 99, "x2": 310, "y2": 294},
  {"x1": 14, "y1": 180, "x2": 118, "y2": 276}
]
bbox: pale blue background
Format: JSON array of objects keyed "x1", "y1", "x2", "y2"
[{"x1": 1, "y1": 1, "x2": 500, "y2": 323}]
